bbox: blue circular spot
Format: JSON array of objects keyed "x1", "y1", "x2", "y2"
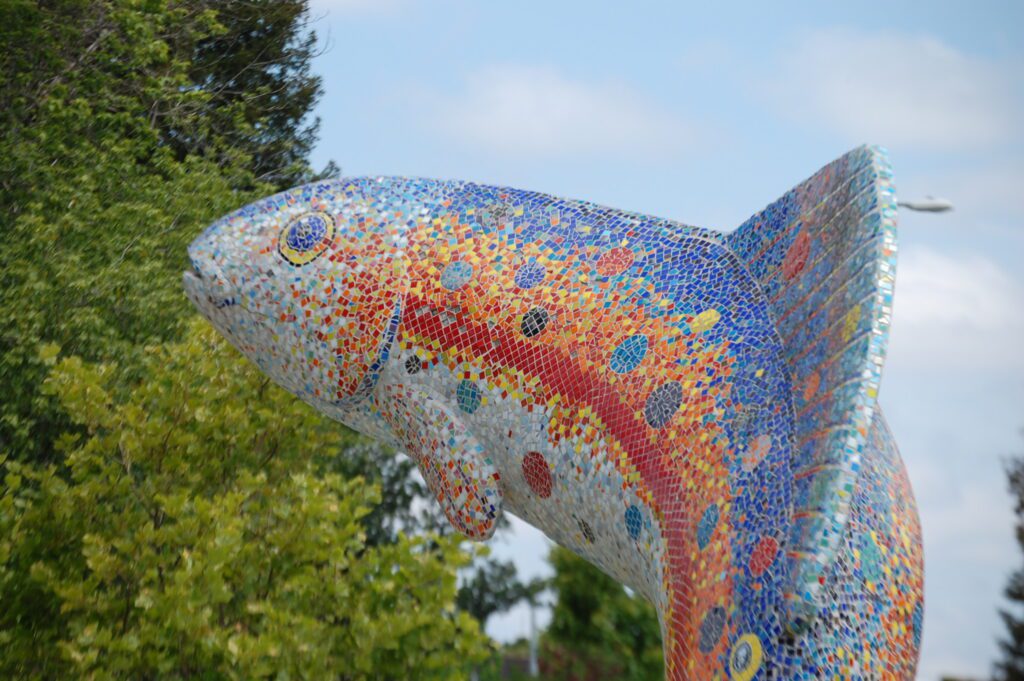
[
  {"x1": 860, "y1": 534, "x2": 882, "y2": 582},
  {"x1": 609, "y1": 334, "x2": 648, "y2": 374},
  {"x1": 441, "y1": 261, "x2": 474, "y2": 290},
  {"x1": 624, "y1": 505, "x2": 643, "y2": 539},
  {"x1": 456, "y1": 380, "x2": 482, "y2": 414},
  {"x1": 515, "y1": 262, "x2": 546, "y2": 289},
  {"x1": 285, "y1": 214, "x2": 328, "y2": 252},
  {"x1": 696, "y1": 504, "x2": 719, "y2": 549}
]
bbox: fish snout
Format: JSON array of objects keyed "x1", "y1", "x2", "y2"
[{"x1": 184, "y1": 245, "x2": 241, "y2": 315}]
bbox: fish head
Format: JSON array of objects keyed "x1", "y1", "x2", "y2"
[{"x1": 184, "y1": 181, "x2": 408, "y2": 420}]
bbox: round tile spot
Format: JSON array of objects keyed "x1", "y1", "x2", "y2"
[
  {"x1": 404, "y1": 355, "x2": 422, "y2": 375},
  {"x1": 609, "y1": 334, "x2": 648, "y2": 374},
  {"x1": 521, "y1": 307, "x2": 549, "y2": 338},
  {"x1": 783, "y1": 229, "x2": 811, "y2": 280},
  {"x1": 624, "y1": 505, "x2": 643, "y2": 539},
  {"x1": 698, "y1": 606, "x2": 727, "y2": 653},
  {"x1": 441, "y1": 260, "x2": 474, "y2": 290},
  {"x1": 696, "y1": 504, "x2": 719, "y2": 550},
  {"x1": 456, "y1": 380, "x2": 482, "y2": 414},
  {"x1": 515, "y1": 262, "x2": 546, "y2": 289},
  {"x1": 749, "y1": 535, "x2": 779, "y2": 576},
  {"x1": 286, "y1": 214, "x2": 327, "y2": 250},
  {"x1": 596, "y1": 246, "x2": 635, "y2": 277},
  {"x1": 644, "y1": 381, "x2": 683, "y2": 429},
  {"x1": 522, "y1": 452, "x2": 552, "y2": 498}
]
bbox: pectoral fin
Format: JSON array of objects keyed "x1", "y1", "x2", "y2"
[{"x1": 379, "y1": 384, "x2": 503, "y2": 540}]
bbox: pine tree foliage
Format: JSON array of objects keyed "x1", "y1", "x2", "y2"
[
  {"x1": 995, "y1": 433, "x2": 1024, "y2": 681},
  {"x1": 457, "y1": 558, "x2": 546, "y2": 630},
  {"x1": 181, "y1": 0, "x2": 333, "y2": 189}
]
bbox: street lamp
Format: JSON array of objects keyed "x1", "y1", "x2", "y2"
[{"x1": 898, "y1": 196, "x2": 955, "y2": 213}]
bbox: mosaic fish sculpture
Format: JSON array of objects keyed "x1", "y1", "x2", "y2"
[{"x1": 185, "y1": 145, "x2": 923, "y2": 680}]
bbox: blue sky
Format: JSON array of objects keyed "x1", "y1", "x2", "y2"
[{"x1": 305, "y1": 2, "x2": 1024, "y2": 678}]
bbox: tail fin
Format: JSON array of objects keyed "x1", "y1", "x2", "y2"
[{"x1": 726, "y1": 146, "x2": 898, "y2": 630}]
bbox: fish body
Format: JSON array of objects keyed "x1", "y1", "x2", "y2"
[{"x1": 185, "y1": 146, "x2": 923, "y2": 680}]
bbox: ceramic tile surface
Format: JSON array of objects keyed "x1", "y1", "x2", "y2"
[{"x1": 185, "y1": 145, "x2": 923, "y2": 680}]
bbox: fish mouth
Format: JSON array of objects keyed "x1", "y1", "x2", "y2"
[
  {"x1": 183, "y1": 271, "x2": 224, "y2": 310},
  {"x1": 183, "y1": 267, "x2": 265, "y2": 366},
  {"x1": 183, "y1": 264, "x2": 240, "y2": 313}
]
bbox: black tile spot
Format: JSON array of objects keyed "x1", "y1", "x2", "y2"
[
  {"x1": 404, "y1": 356, "x2": 421, "y2": 374},
  {"x1": 521, "y1": 307, "x2": 549, "y2": 338},
  {"x1": 644, "y1": 381, "x2": 683, "y2": 428}
]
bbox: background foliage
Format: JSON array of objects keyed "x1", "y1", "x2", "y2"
[
  {"x1": 538, "y1": 547, "x2": 662, "y2": 681},
  {"x1": 1, "y1": 0, "x2": 262, "y2": 462},
  {"x1": 0, "y1": 1, "x2": 496, "y2": 678},
  {"x1": 995, "y1": 432, "x2": 1024, "y2": 681},
  {"x1": 0, "y1": 324, "x2": 489, "y2": 679},
  {"x1": 0, "y1": 1, "x2": 663, "y2": 678}
]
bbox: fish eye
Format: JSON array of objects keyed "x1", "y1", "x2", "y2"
[{"x1": 278, "y1": 211, "x2": 335, "y2": 266}]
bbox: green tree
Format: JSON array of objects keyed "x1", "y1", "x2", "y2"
[
  {"x1": 458, "y1": 558, "x2": 546, "y2": 633},
  {"x1": 541, "y1": 547, "x2": 663, "y2": 681},
  {"x1": 0, "y1": 322, "x2": 490, "y2": 679},
  {"x1": 182, "y1": 0, "x2": 334, "y2": 189},
  {"x1": 457, "y1": 557, "x2": 546, "y2": 681},
  {"x1": 0, "y1": 2, "x2": 493, "y2": 678},
  {"x1": 995, "y1": 431, "x2": 1024, "y2": 681},
  {"x1": 0, "y1": 0, "x2": 254, "y2": 462},
  {"x1": 0, "y1": 0, "x2": 330, "y2": 463},
  {"x1": 327, "y1": 441, "x2": 450, "y2": 548}
]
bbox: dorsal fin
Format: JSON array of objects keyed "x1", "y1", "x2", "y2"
[{"x1": 725, "y1": 145, "x2": 898, "y2": 630}]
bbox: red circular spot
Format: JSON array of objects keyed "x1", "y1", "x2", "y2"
[
  {"x1": 749, "y1": 536, "x2": 779, "y2": 576},
  {"x1": 596, "y1": 247, "x2": 635, "y2": 277},
  {"x1": 522, "y1": 452, "x2": 552, "y2": 498},
  {"x1": 802, "y1": 371, "x2": 821, "y2": 403},
  {"x1": 783, "y1": 230, "x2": 811, "y2": 280}
]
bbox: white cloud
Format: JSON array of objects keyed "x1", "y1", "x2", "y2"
[
  {"x1": 921, "y1": 481, "x2": 1016, "y2": 562},
  {"x1": 888, "y1": 247, "x2": 1024, "y2": 368},
  {"x1": 765, "y1": 28, "x2": 1021, "y2": 150},
  {"x1": 431, "y1": 65, "x2": 695, "y2": 161},
  {"x1": 897, "y1": 250, "x2": 1020, "y2": 328},
  {"x1": 913, "y1": 478, "x2": 1017, "y2": 681}
]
